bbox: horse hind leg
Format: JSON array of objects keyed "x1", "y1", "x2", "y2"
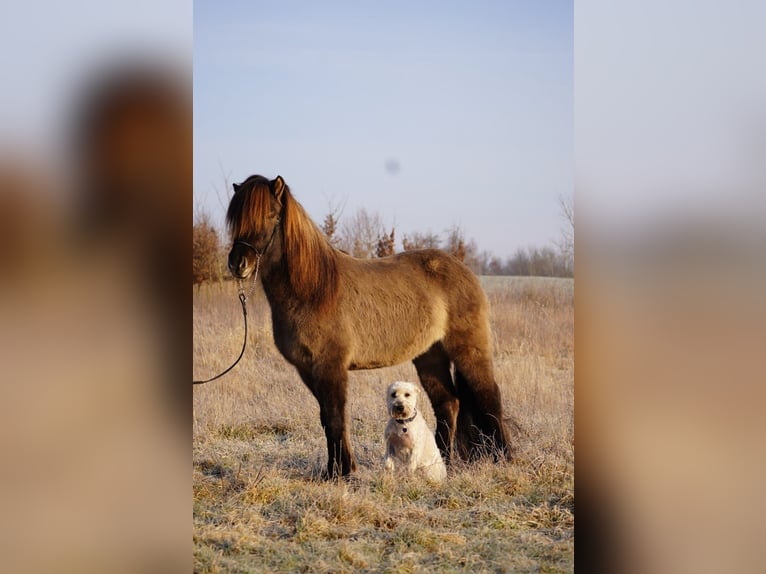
[
  {"x1": 453, "y1": 368, "x2": 479, "y2": 461},
  {"x1": 447, "y1": 342, "x2": 512, "y2": 462},
  {"x1": 412, "y1": 342, "x2": 459, "y2": 465}
]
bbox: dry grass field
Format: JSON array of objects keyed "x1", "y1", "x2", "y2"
[{"x1": 193, "y1": 275, "x2": 573, "y2": 573}]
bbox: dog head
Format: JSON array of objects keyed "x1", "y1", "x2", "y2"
[{"x1": 386, "y1": 381, "x2": 419, "y2": 421}]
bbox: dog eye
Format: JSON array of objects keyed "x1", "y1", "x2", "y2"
[
  {"x1": 391, "y1": 392, "x2": 397, "y2": 398},
  {"x1": 404, "y1": 393, "x2": 410, "y2": 397}
]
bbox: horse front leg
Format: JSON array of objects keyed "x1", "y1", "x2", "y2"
[{"x1": 300, "y1": 364, "x2": 356, "y2": 478}]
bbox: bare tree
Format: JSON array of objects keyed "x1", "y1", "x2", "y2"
[
  {"x1": 505, "y1": 248, "x2": 526, "y2": 275},
  {"x1": 487, "y1": 255, "x2": 505, "y2": 275},
  {"x1": 337, "y1": 207, "x2": 385, "y2": 258},
  {"x1": 209, "y1": 162, "x2": 234, "y2": 215},
  {"x1": 460, "y1": 238, "x2": 484, "y2": 274},
  {"x1": 443, "y1": 224, "x2": 467, "y2": 262},
  {"x1": 556, "y1": 194, "x2": 574, "y2": 274},
  {"x1": 321, "y1": 196, "x2": 346, "y2": 247},
  {"x1": 402, "y1": 231, "x2": 441, "y2": 251},
  {"x1": 503, "y1": 245, "x2": 572, "y2": 277},
  {"x1": 471, "y1": 249, "x2": 493, "y2": 275}
]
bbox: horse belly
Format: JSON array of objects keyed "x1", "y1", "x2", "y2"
[{"x1": 347, "y1": 296, "x2": 448, "y2": 369}]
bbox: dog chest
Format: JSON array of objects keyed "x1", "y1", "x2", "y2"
[{"x1": 387, "y1": 425, "x2": 414, "y2": 452}]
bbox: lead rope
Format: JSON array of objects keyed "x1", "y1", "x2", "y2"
[{"x1": 193, "y1": 255, "x2": 261, "y2": 385}]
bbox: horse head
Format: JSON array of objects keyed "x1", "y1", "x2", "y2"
[{"x1": 226, "y1": 175, "x2": 285, "y2": 279}]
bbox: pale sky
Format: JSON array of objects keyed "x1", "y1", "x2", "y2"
[
  {"x1": 1, "y1": 0, "x2": 190, "y2": 153},
  {"x1": 5, "y1": 1, "x2": 761, "y2": 258},
  {"x1": 193, "y1": 1, "x2": 573, "y2": 258}
]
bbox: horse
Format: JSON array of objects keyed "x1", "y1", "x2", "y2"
[{"x1": 226, "y1": 174, "x2": 511, "y2": 477}]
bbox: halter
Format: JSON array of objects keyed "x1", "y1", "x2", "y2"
[
  {"x1": 230, "y1": 217, "x2": 280, "y2": 299},
  {"x1": 232, "y1": 217, "x2": 281, "y2": 268}
]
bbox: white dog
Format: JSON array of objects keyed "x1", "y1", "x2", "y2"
[{"x1": 383, "y1": 381, "x2": 447, "y2": 483}]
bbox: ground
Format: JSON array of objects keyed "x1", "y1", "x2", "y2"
[{"x1": 193, "y1": 276, "x2": 573, "y2": 573}]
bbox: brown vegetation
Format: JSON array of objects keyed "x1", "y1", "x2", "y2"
[
  {"x1": 193, "y1": 275, "x2": 573, "y2": 572},
  {"x1": 193, "y1": 212, "x2": 223, "y2": 285},
  {"x1": 375, "y1": 228, "x2": 395, "y2": 258}
]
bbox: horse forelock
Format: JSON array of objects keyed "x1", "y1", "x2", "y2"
[
  {"x1": 282, "y1": 188, "x2": 340, "y2": 310},
  {"x1": 225, "y1": 175, "x2": 275, "y2": 240}
]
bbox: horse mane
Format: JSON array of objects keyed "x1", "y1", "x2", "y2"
[
  {"x1": 282, "y1": 181, "x2": 340, "y2": 310},
  {"x1": 228, "y1": 175, "x2": 340, "y2": 310}
]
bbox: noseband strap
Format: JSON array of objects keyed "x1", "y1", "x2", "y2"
[{"x1": 232, "y1": 217, "x2": 280, "y2": 257}]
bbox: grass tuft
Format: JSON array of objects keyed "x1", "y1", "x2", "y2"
[{"x1": 194, "y1": 277, "x2": 573, "y2": 572}]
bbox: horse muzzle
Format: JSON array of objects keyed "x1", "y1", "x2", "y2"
[{"x1": 227, "y1": 247, "x2": 255, "y2": 279}]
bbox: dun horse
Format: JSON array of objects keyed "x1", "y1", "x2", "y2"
[{"x1": 226, "y1": 175, "x2": 510, "y2": 477}]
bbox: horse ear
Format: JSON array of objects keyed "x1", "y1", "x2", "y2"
[
  {"x1": 272, "y1": 176, "x2": 285, "y2": 205},
  {"x1": 232, "y1": 183, "x2": 240, "y2": 193}
]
